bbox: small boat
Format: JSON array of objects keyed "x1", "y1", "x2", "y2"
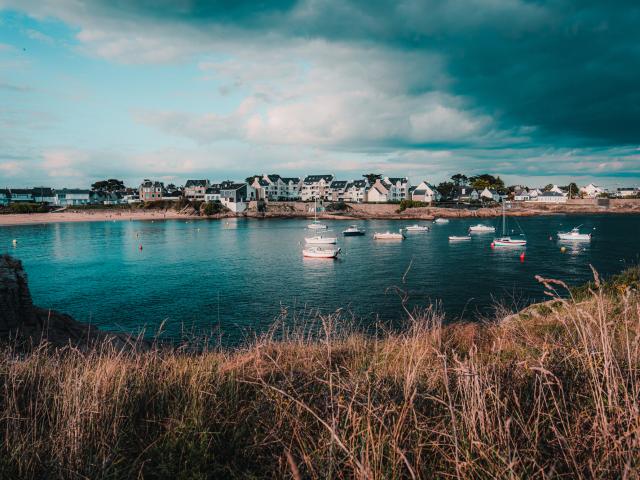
[
  {"x1": 405, "y1": 224, "x2": 430, "y2": 232},
  {"x1": 469, "y1": 224, "x2": 496, "y2": 233},
  {"x1": 342, "y1": 225, "x2": 365, "y2": 236},
  {"x1": 374, "y1": 229, "x2": 406, "y2": 240},
  {"x1": 434, "y1": 218, "x2": 449, "y2": 224},
  {"x1": 493, "y1": 202, "x2": 527, "y2": 247},
  {"x1": 558, "y1": 226, "x2": 591, "y2": 241},
  {"x1": 449, "y1": 235, "x2": 471, "y2": 241},
  {"x1": 303, "y1": 246, "x2": 341, "y2": 258},
  {"x1": 305, "y1": 235, "x2": 337, "y2": 245},
  {"x1": 307, "y1": 198, "x2": 327, "y2": 230}
]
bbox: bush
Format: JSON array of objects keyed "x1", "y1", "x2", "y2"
[
  {"x1": 398, "y1": 199, "x2": 428, "y2": 212},
  {"x1": 202, "y1": 201, "x2": 227, "y2": 216},
  {"x1": 4, "y1": 203, "x2": 49, "y2": 214},
  {"x1": 324, "y1": 201, "x2": 350, "y2": 212}
]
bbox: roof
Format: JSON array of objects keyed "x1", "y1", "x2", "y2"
[
  {"x1": 330, "y1": 180, "x2": 348, "y2": 189},
  {"x1": 280, "y1": 177, "x2": 300, "y2": 184},
  {"x1": 348, "y1": 180, "x2": 367, "y2": 188},
  {"x1": 266, "y1": 174, "x2": 281, "y2": 183},
  {"x1": 185, "y1": 179, "x2": 209, "y2": 188},
  {"x1": 57, "y1": 189, "x2": 92, "y2": 194},
  {"x1": 205, "y1": 187, "x2": 220, "y2": 194},
  {"x1": 540, "y1": 191, "x2": 565, "y2": 197},
  {"x1": 9, "y1": 189, "x2": 33, "y2": 195},
  {"x1": 617, "y1": 187, "x2": 639, "y2": 191},
  {"x1": 303, "y1": 174, "x2": 334, "y2": 184},
  {"x1": 254, "y1": 178, "x2": 269, "y2": 186},
  {"x1": 32, "y1": 187, "x2": 54, "y2": 196},
  {"x1": 221, "y1": 183, "x2": 246, "y2": 191},
  {"x1": 140, "y1": 180, "x2": 164, "y2": 188},
  {"x1": 412, "y1": 189, "x2": 426, "y2": 195},
  {"x1": 387, "y1": 177, "x2": 408, "y2": 185}
]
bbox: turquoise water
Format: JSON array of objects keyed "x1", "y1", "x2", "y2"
[{"x1": 1, "y1": 215, "x2": 639, "y2": 343}]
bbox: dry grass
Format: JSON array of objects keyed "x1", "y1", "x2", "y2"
[{"x1": 1, "y1": 268, "x2": 640, "y2": 479}]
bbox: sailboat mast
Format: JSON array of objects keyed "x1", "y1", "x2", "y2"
[{"x1": 502, "y1": 201, "x2": 506, "y2": 236}]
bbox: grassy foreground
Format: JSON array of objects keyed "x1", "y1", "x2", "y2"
[{"x1": 1, "y1": 268, "x2": 640, "y2": 479}]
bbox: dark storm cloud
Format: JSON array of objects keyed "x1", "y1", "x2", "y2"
[{"x1": 67, "y1": 0, "x2": 640, "y2": 147}]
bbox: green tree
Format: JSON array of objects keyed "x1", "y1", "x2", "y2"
[
  {"x1": 91, "y1": 179, "x2": 125, "y2": 192},
  {"x1": 437, "y1": 181, "x2": 455, "y2": 199},
  {"x1": 245, "y1": 175, "x2": 261, "y2": 184},
  {"x1": 451, "y1": 173, "x2": 468, "y2": 186},
  {"x1": 561, "y1": 182, "x2": 579, "y2": 198}
]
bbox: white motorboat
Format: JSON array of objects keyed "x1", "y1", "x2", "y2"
[
  {"x1": 434, "y1": 218, "x2": 449, "y2": 224},
  {"x1": 469, "y1": 224, "x2": 496, "y2": 233},
  {"x1": 303, "y1": 246, "x2": 341, "y2": 258},
  {"x1": 558, "y1": 226, "x2": 591, "y2": 241},
  {"x1": 307, "y1": 198, "x2": 327, "y2": 230},
  {"x1": 493, "y1": 202, "x2": 527, "y2": 247},
  {"x1": 374, "y1": 230, "x2": 406, "y2": 240},
  {"x1": 405, "y1": 224, "x2": 430, "y2": 232},
  {"x1": 449, "y1": 235, "x2": 471, "y2": 241},
  {"x1": 305, "y1": 235, "x2": 337, "y2": 245},
  {"x1": 342, "y1": 225, "x2": 365, "y2": 236}
]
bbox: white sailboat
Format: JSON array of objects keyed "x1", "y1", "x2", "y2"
[
  {"x1": 305, "y1": 235, "x2": 337, "y2": 245},
  {"x1": 558, "y1": 226, "x2": 591, "y2": 241},
  {"x1": 493, "y1": 202, "x2": 527, "y2": 247},
  {"x1": 307, "y1": 198, "x2": 327, "y2": 230}
]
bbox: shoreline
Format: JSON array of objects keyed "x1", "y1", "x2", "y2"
[{"x1": 1, "y1": 201, "x2": 639, "y2": 226}]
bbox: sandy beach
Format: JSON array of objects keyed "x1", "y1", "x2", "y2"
[{"x1": 0, "y1": 209, "x2": 198, "y2": 226}]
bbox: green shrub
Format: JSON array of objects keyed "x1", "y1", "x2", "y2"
[
  {"x1": 398, "y1": 199, "x2": 428, "y2": 212},
  {"x1": 202, "y1": 201, "x2": 227, "y2": 216},
  {"x1": 325, "y1": 201, "x2": 350, "y2": 212}
]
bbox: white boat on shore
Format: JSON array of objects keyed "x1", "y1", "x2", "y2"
[
  {"x1": 374, "y1": 230, "x2": 406, "y2": 240},
  {"x1": 405, "y1": 224, "x2": 430, "y2": 232},
  {"x1": 305, "y1": 235, "x2": 337, "y2": 245},
  {"x1": 342, "y1": 225, "x2": 365, "y2": 236},
  {"x1": 303, "y1": 246, "x2": 341, "y2": 258},
  {"x1": 558, "y1": 226, "x2": 591, "y2": 241},
  {"x1": 449, "y1": 235, "x2": 471, "y2": 241},
  {"x1": 434, "y1": 218, "x2": 449, "y2": 224},
  {"x1": 469, "y1": 224, "x2": 495, "y2": 233}
]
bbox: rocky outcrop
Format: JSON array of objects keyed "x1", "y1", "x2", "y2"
[{"x1": 0, "y1": 255, "x2": 113, "y2": 349}]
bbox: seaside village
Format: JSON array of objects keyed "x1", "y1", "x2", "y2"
[{"x1": 1, "y1": 174, "x2": 639, "y2": 213}]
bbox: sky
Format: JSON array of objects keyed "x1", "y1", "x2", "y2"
[{"x1": 0, "y1": 0, "x2": 639, "y2": 189}]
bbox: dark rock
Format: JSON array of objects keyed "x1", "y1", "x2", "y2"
[{"x1": 0, "y1": 254, "x2": 134, "y2": 350}]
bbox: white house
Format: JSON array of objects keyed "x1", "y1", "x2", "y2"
[
  {"x1": 328, "y1": 180, "x2": 349, "y2": 202},
  {"x1": 383, "y1": 177, "x2": 411, "y2": 201},
  {"x1": 616, "y1": 187, "x2": 640, "y2": 197},
  {"x1": 184, "y1": 179, "x2": 210, "y2": 201},
  {"x1": 480, "y1": 188, "x2": 501, "y2": 202},
  {"x1": 204, "y1": 185, "x2": 221, "y2": 202},
  {"x1": 280, "y1": 177, "x2": 302, "y2": 200},
  {"x1": 528, "y1": 188, "x2": 542, "y2": 199},
  {"x1": 580, "y1": 183, "x2": 606, "y2": 198},
  {"x1": 32, "y1": 187, "x2": 56, "y2": 204},
  {"x1": 300, "y1": 175, "x2": 334, "y2": 201},
  {"x1": 55, "y1": 189, "x2": 92, "y2": 206},
  {"x1": 344, "y1": 180, "x2": 368, "y2": 203},
  {"x1": 411, "y1": 181, "x2": 441, "y2": 203},
  {"x1": 251, "y1": 177, "x2": 270, "y2": 201},
  {"x1": 367, "y1": 180, "x2": 390, "y2": 202},
  {"x1": 220, "y1": 182, "x2": 254, "y2": 213},
  {"x1": 549, "y1": 185, "x2": 566, "y2": 195},
  {"x1": 538, "y1": 191, "x2": 567, "y2": 203},
  {"x1": 452, "y1": 186, "x2": 479, "y2": 202},
  {"x1": 8, "y1": 189, "x2": 33, "y2": 203},
  {"x1": 514, "y1": 189, "x2": 531, "y2": 201}
]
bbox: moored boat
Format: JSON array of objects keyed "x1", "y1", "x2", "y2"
[
  {"x1": 405, "y1": 224, "x2": 430, "y2": 232},
  {"x1": 492, "y1": 202, "x2": 527, "y2": 247},
  {"x1": 342, "y1": 225, "x2": 365, "y2": 236},
  {"x1": 558, "y1": 226, "x2": 591, "y2": 241},
  {"x1": 374, "y1": 229, "x2": 406, "y2": 240},
  {"x1": 302, "y1": 246, "x2": 341, "y2": 258},
  {"x1": 307, "y1": 198, "x2": 327, "y2": 230},
  {"x1": 434, "y1": 218, "x2": 449, "y2": 224},
  {"x1": 305, "y1": 235, "x2": 337, "y2": 245},
  {"x1": 469, "y1": 224, "x2": 495, "y2": 233},
  {"x1": 449, "y1": 235, "x2": 471, "y2": 241}
]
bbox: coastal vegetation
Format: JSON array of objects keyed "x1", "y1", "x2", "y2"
[{"x1": 1, "y1": 267, "x2": 640, "y2": 478}]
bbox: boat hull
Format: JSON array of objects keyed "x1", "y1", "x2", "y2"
[
  {"x1": 303, "y1": 247, "x2": 341, "y2": 258},
  {"x1": 405, "y1": 226, "x2": 429, "y2": 232},
  {"x1": 558, "y1": 233, "x2": 591, "y2": 241},
  {"x1": 469, "y1": 225, "x2": 495, "y2": 233},
  {"x1": 493, "y1": 238, "x2": 527, "y2": 247},
  {"x1": 308, "y1": 224, "x2": 327, "y2": 230},
  {"x1": 305, "y1": 237, "x2": 337, "y2": 245},
  {"x1": 343, "y1": 231, "x2": 365, "y2": 236},
  {"x1": 449, "y1": 236, "x2": 471, "y2": 241},
  {"x1": 374, "y1": 233, "x2": 405, "y2": 240}
]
